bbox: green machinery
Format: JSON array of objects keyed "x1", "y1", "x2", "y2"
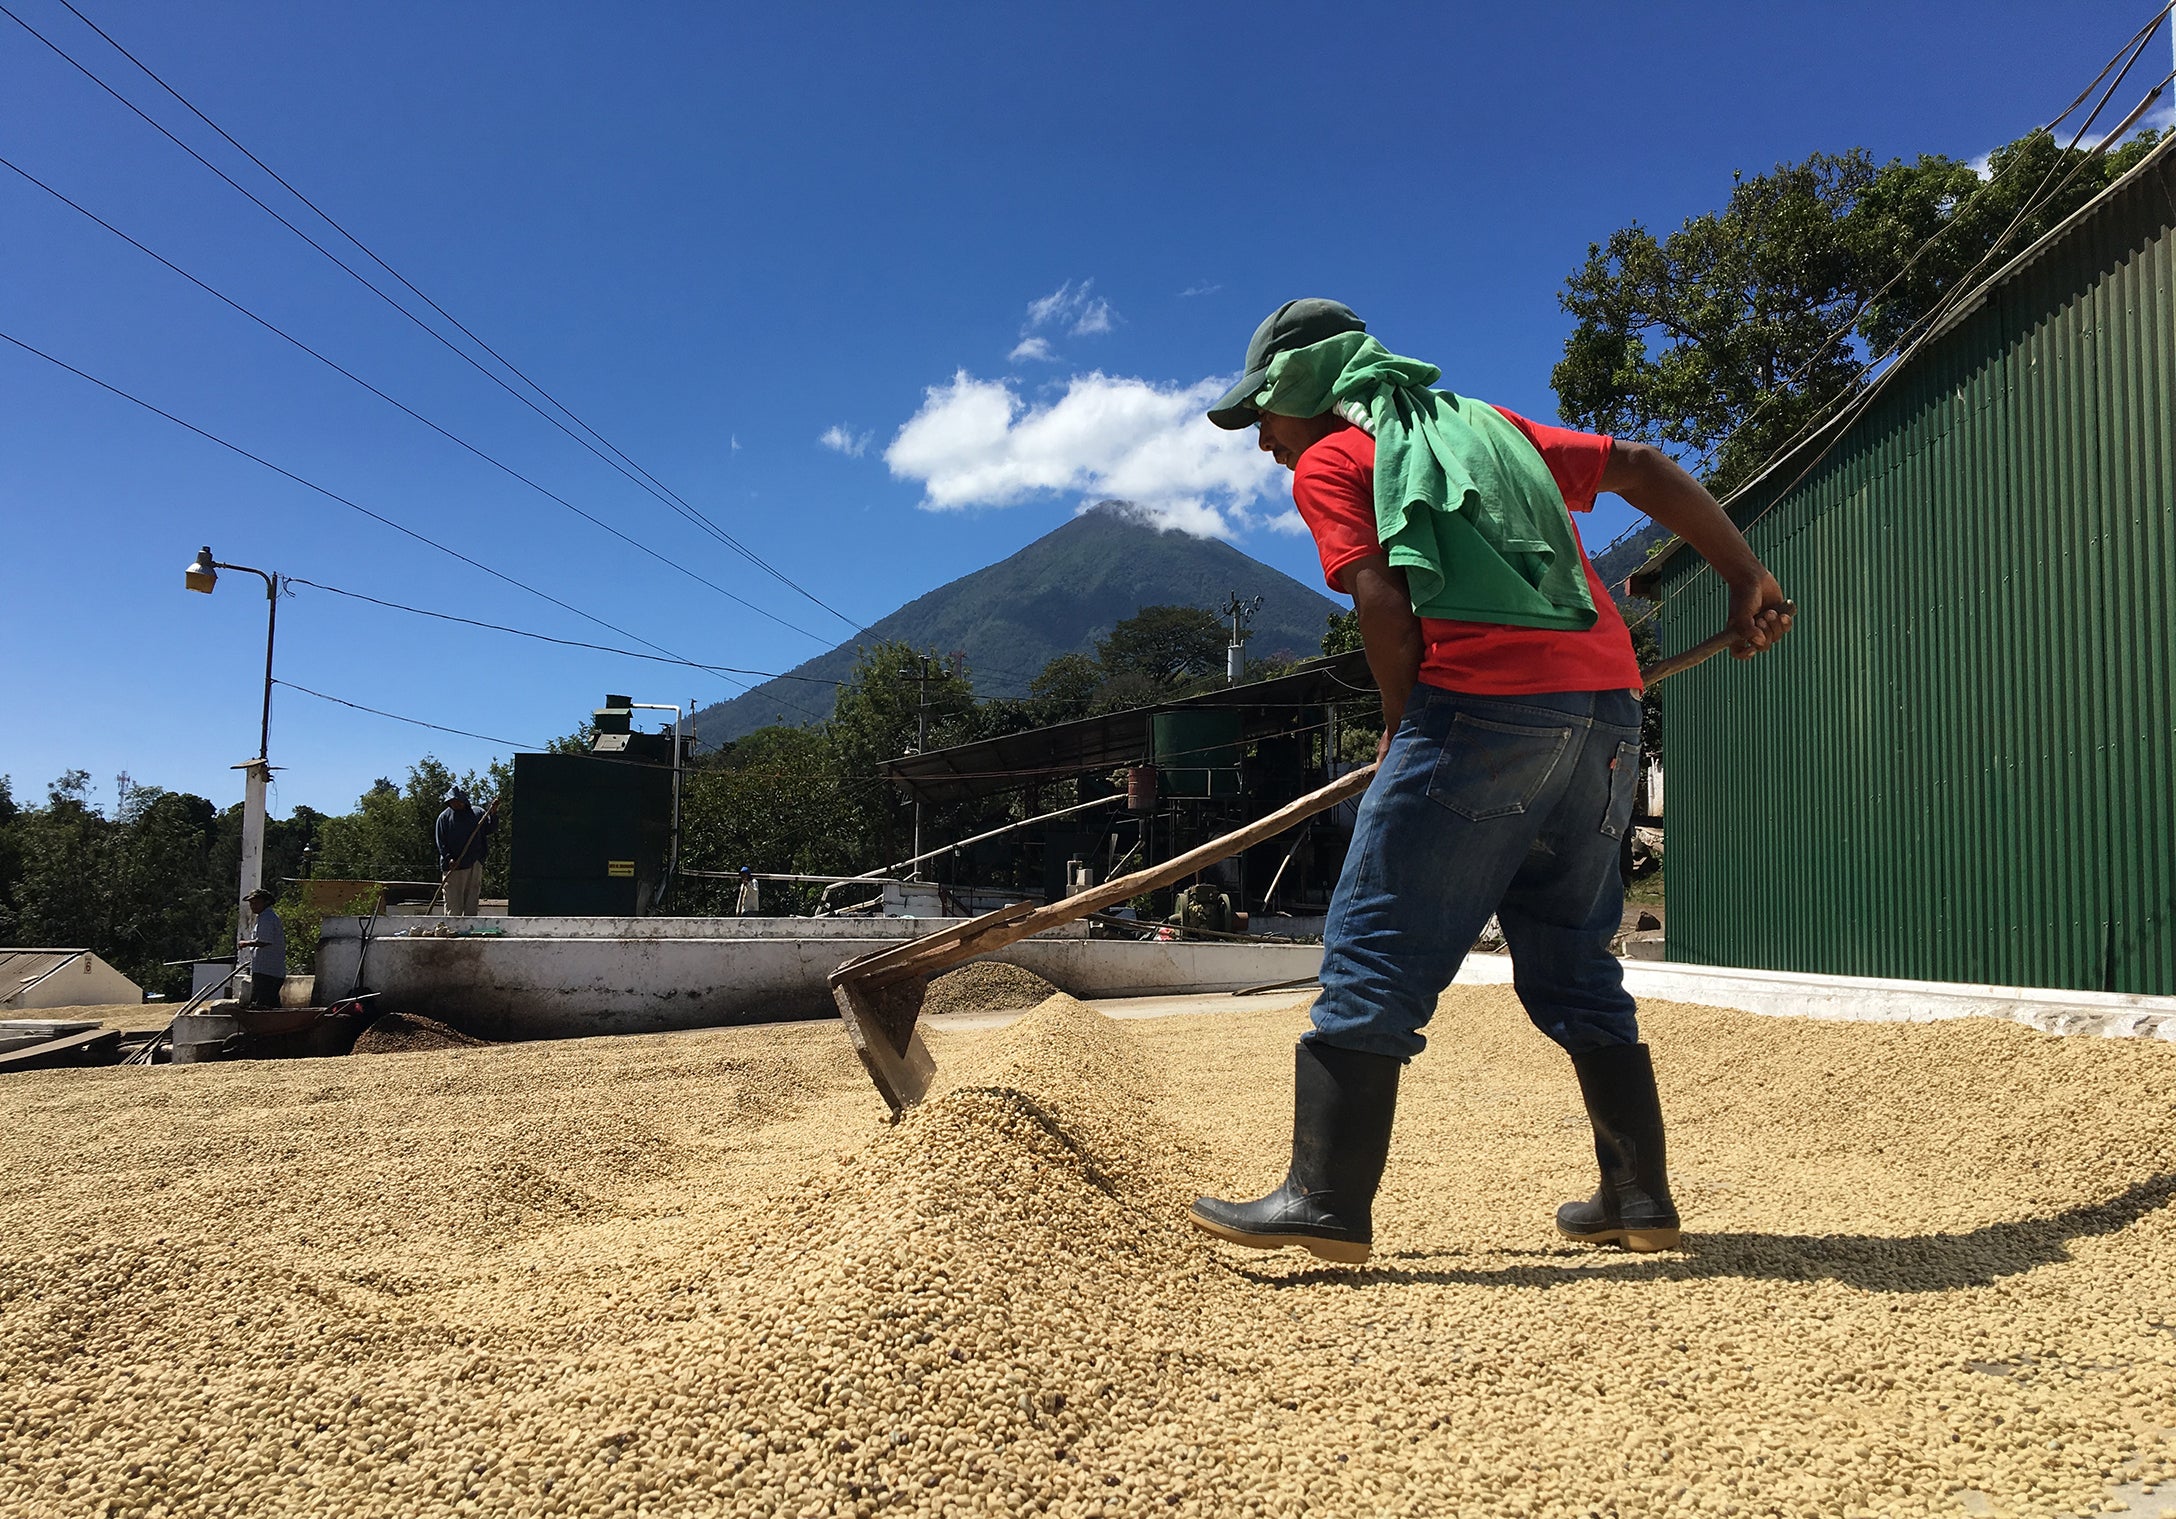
[
  {"x1": 1151, "y1": 710, "x2": 1242, "y2": 798},
  {"x1": 506, "y1": 695, "x2": 682, "y2": 916}
]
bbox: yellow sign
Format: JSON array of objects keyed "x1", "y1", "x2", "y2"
[{"x1": 607, "y1": 860, "x2": 635, "y2": 878}]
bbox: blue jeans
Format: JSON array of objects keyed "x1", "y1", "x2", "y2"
[{"x1": 1309, "y1": 684, "x2": 1644, "y2": 1061}]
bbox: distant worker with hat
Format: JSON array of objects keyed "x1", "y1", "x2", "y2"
[
  {"x1": 236, "y1": 887, "x2": 286, "y2": 1009},
  {"x1": 435, "y1": 788, "x2": 499, "y2": 916},
  {"x1": 1188, "y1": 299, "x2": 1794, "y2": 1264},
  {"x1": 735, "y1": 865, "x2": 761, "y2": 917}
]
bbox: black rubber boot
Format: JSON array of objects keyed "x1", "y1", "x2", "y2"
[
  {"x1": 1556, "y1": 1041, "x2": 1682, "y2": 1252},
  {"x1": 1189, "y1": 1040, "x2": 1401, "y2": 1264}
]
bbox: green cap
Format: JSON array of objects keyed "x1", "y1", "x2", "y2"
[{"x1": 1205, "y1": 298, "x2": 1367, "y2": 429}]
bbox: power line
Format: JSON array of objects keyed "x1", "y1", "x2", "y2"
[
  {"x1": 284, "y1": 575, "x2": 851, "y2": 686},
  {"x1": 272, "y1": 678, "x2": 542, "y2": 751},
  {"x1": 6, "y1": 0, "x2": 864, "y2": 635},
  {"x1": 1618, "y1": 26, "x2": 2171, "y2": 632},
  {"x1": 1625, "y1": 58, "x2": 2173, "y2": 639},
  {"x1": 0, "y1": 151, "x2": 831, "y2": 644},
  {"x1": 0, "y1": 324, "x2": 745, "y2": 692},
  {"x1": 1700, "y1": 22, "x2": 2170, "y2": 497},
  {"x1": 1681, "y1": 4, "x2": 2176, "y2": 485},
  {"x1": 48, "y1": 0, "x2": 865, "y2": 632}
]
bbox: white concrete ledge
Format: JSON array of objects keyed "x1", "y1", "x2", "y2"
[
  {"x1": 314, "y1": 915, "x2": 1321, "y2": 1040},
  {"x1": 1455, "y1": 954, "x2": 2176, "y2": 1042}
]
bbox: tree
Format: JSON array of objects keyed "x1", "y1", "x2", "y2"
[
  {"x1": 0, "y1": 777, "x2": 21, "y2": 939},
  {"x1": 312, "y1": 760, "x2": 457, "y2": 885},
  {"x1": 0, "y1": 772, "x2": 232, "y2": 994},
  {"x1": 105, "y1": 781, "x2": 223, "y2": 987},
  {"x1": 1322, "y1": 608, "x2": 1362, "y2": 658},
  {"x1": 1027, "y1": 653, "x2": 1103, "y2": 724},
  {"x1": 1553, "y1": 129, "x2": 2165, "y2": 496},
  {"x1": 9, "y1": 771, "x2": 112, "y2": 956},
  {"x1": 825, "y1": 643, "x2": 975, "y2": 867},
  {"x1": 1095, "y1": 605, "x2": 1226, "y2": 686},
  {"x1": 677, "y1": 724, "x2": 861, "y2": 913}
]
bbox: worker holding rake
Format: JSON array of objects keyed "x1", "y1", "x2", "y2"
[
  {"x1": 435, "y1": 788, "x2": 499, "y2": 917},
  {"x1": 1189, "y1": 300, "x2": 1793, "y2": 1263}
]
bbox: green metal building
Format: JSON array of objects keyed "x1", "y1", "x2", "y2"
[{"x1": 1637, "y1": 135, "x2": 2175, "y2": 996}]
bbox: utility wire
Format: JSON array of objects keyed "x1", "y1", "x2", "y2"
[
  {"x1": 47, "y1": 0, "x2": 863, "y2": 633},
  {"x1": 1722, "y1": 66, "x2": 2171, "y2": 533},
  {"x1": 0, "y1": 152, "x2": 829, "y2": 644},
  {"x1": 1682, "y1": 4, "x2": 2176, "y2": 484},
  {"x1": 6, "y1": 0, "x2": 862, "y2": 635},
  {"x1": 272, "y1": 679, "x2": 543, "y2": 751},
  {"x1": 283, "y1": 575, "x2": 851, "y2": 685},
  {"x1": 1625, "y1": 60, "x2": 2173, "y2": 639},
  {"x1": 1700, "y1": 25, "x2": 2170, "y2": 498},
  {"x1": 0, "y1": 325, "x2": 743, "y2": 690},
  {"x1": 4, "y1": 4, "x2": 1258, "y2": 711},
  {"x1": 1621, "y1": 29, "x2": 2170, "y2": 629}
]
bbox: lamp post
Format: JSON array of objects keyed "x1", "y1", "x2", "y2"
[{"x1": 185, "y1": 547, "x2": 279, "y2": 916}]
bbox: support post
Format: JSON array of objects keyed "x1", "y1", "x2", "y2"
[{"x1": 237, "y1": 757, "x2": 269, "y2": 906}]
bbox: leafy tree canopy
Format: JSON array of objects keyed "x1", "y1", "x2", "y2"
[
  {"x1": 1095, "y1": 604, "x2": 1227, "y2": 685},
  {"x1": 1553, "y1": 128, "x2": 2164, "y2": 495}
]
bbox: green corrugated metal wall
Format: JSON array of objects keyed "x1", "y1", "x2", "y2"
[{"x1": 1650, "y1": 142, "x2": 2176, "y2": 995}]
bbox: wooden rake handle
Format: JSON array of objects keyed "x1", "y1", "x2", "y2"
[
  {"x1": 831, "y1": 604, "x2": 1791, "y2": 998},
  {"x1": 1639, "y1": 601, "x2": 1798, "y2": 686},
  {"x1": 831, "y1": 762, "x2": 1380, "y2": 994}
]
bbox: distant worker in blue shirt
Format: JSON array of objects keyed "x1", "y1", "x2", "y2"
[
  {"x1": 435, "y1": 788, "x2": 499, "y2": 916},
  {"x1": 236, "y1": 887, "x2": 286, "y2": 1009}
]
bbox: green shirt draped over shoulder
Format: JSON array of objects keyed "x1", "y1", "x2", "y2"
[{"x1": 1256, "y1": 332, "x2": 1597, "y2": 630}]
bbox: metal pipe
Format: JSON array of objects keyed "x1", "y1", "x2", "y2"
[
  {"x1": 189, "y1": 555, "x2": 279, "y2": 917},
  {"x1": 630, "y1": 702, "x2": 682, "y2": 909},
  {"x1": 677, "y1": 869, "x2": 879, "y2": 885},
  {"x1": 257, "y1": 570, "x2": 278, "y2": 762},
  {"x1": 817, "y1": 792, "x2": 1125, "y2": 907},
  {"x1": 1260, "y1": 823, "x2": 1310, "y2": 908}
]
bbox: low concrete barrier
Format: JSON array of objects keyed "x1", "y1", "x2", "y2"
[
  {"x1": 315, "y1": 916, "x2": 1324, "y2": 1041},
  {"x1": 1455, "y1": 954, "x2": 2176, "y2": 1041}
]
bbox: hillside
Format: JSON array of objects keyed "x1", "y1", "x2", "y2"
[
  {"x1": 693, "y1": 503, "x2": 1340, "y2": 743},
  {"x1": 1590, "y1": 519, "x2": 1670, "y2": 606}
]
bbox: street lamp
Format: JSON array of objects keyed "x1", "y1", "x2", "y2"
[{"x1": 185, "y1": 545, "x2": 280, "y2": 916}]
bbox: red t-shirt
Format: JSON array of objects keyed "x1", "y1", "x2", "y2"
[{"x1": 1290, "y1": 409, "x2": 1642, "y2": 695}]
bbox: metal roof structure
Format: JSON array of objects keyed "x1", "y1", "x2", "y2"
[
  {"x1": 879, "y1": 650, "x2": 1376, "y2": 803},
  {"x1": 1633, "y1": 131, "x2": 2176, "y2": 596},
  {"x1": 1638, "y1": 131, "x2": 2176, "y2": 995}
]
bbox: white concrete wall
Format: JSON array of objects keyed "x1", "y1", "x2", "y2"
[
  {"x1": 2, "y1": 951, "x2": 142, "y2": 1010},
  {"x1": 314, "y1": 916, "x2": 1319, "y2": 1041},
  {"x1": 315, "y1": 915, "x2": 2176, "y2": 1046},
  {"x1": 1454, "y1": 954, "x2": 2176, "y2": 1041}
]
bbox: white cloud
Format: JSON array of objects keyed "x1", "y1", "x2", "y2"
[
  {"x1": 1025, "y1": 284, "x2": 1077, "y2": 328},
  {"x1": 1019, "y1": 278, "x2": 1119, "y2": 347},
  {"x1": 1969, "y1": 102, "x2": 2175, "y2": 179},
  {"x1": 884, "y1": 369, "x2": 1282, "y2": 537},
  {"x1": 1008, "y1": 335, "x2": 1056, "y2": 363},
  {"x1": 819, "y1": 424, "x2": 873, "y2": 457},
  {"x1": 1263, "y1": 507, "x2": 1312, "y2": 536},
  {"x1": 1178, "y1": 281, "x2": 1222, "y2": 298},
  {"x1": 729, "y1": 434, "x2": 741, "y2": 451}
]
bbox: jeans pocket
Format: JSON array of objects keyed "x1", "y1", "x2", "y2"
[
  {"x1": 1427, "y1": 713, "x2": 1572, "y2": 821},
  {"x1": 1600, "y1": 739, "x2": 1640, "y2": 839}
]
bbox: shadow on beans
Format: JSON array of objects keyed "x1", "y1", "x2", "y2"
[{"x1": 1225, "y1": 1171, "x2": 2176, "y2": 1293}]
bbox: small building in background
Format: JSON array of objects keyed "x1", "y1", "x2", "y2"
[
  {"x1": 1, "y1": 949, "x2": 142, "y2": 1010},
  {"x1": 1637, "y1": 134, "x2": 2175, "y2": 995},
  {"x1": 880, "y1": 650, "x2": 1376, "y2": 926},
  {"x1": 507, "y1": 695, "x2": 686, "y2": 916}
]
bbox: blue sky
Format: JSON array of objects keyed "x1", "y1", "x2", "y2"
[{"x1": 3, "y1": 1, "x2": 2168, "y2": 816}]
